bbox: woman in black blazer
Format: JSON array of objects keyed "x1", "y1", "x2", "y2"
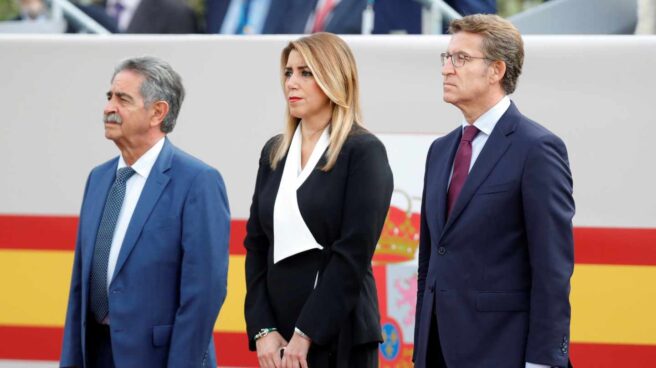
[{"x1": 244, "y1": 33, "x2": 393, "y2": 368}]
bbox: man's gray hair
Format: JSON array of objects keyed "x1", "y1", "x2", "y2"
[{"x1": 112, "y1": 56, "x2": 185, "y2": 133}]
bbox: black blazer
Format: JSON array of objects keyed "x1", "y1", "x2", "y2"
[{"x1": 244, "y1": 127, "x2": 393, "y2": 353}]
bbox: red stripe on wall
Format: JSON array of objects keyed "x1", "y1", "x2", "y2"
[
  {"x1": 0, "y1": 215, "x2": 247, "y2": 255},
  {"x1": 0, "y1": 325, "x2": 62, "y2": 361},
  {"x1": 2, "y1": 325, "x2": 656, "y2": 367},
  {"x1": 0, "y1": 215, "x2": 78, "y2": 251},
  {"x1": 0, "y1": 325, "x2": 257, "y2": 366},
  {"x1": 230, "y1": 220, "x2": 247, "y2": 255},
  {"x1": 570, "y1": 342, "x2": 656, "y2": 367},
  {"x1": 574, "y1": 227, "x2": 656, "y2": 266},
  {"x1": 2, "y1": 215, "x2": 656, "y2": 263}
]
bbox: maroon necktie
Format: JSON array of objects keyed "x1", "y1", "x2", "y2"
[{"x1": 447, "y1": 125, "x2": 480, "y2": 216}]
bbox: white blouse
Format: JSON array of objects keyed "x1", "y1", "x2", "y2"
[{"x1": 273, "y1": 124, "x2": 330, "y2": 264}]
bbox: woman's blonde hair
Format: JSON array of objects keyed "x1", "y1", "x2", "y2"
[{"x1": 270, "y1": 32, "x2": 362, "y2": 171}]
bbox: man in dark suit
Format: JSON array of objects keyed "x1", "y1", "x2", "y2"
[
  {"x1": 413, "y1": 14, "x2": 574, "y2": 368},
  {"x1": 60, "y1": 56, "x2": 230, "y2": 367},
  {"x1": 105, "y1": 0, "x2": 197, "y2": 33}
]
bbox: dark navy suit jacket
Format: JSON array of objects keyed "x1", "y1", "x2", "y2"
[
  {"x1": 413, "y1": 102, "x2": 574, "y2": 367},
  {"x1": 60, "y1": 139, "x2": 230, "y2": 367}
]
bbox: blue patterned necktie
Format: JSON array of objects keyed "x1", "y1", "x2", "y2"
[{"x1": 89, "y1": 166, "x2": 136, "y2": 323}]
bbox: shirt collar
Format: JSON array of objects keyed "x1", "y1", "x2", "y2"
[
  {"x1": 461, "y1": 95, "x2": 511, "y2": 136},
  {"x1": 117, "y1": 137, "x2": 166, "y2": 179}
]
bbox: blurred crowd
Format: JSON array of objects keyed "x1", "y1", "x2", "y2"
[
  {"x1": 2, "y1": 0, "x2": 655, "y2": 34},
  {"x1": 4, "y1": 0, "x2": 496, "y2": 34}
]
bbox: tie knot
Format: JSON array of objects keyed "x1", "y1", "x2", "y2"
[
  {"x1": 116, "y1": 167, "x2": 135, "y2": 184},
  {"x1": 462, "y1": 125, "x2": 480, "y2": 143}
]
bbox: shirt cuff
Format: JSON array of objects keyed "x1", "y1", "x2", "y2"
[
  {"x1": 525, "y1": 363, "x2": 551, "y2": 368},
  {"x1": 294, "y1": 327, "x2": 311, "y2": 341}
]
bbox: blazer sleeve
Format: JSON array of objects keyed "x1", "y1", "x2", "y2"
[
  {"x1": 244, "y1": 141, "x2": 279, "y2": 350},
  {"x1": 60, "y1": 172, "x2": 92, "y2": 368},
  {"x1": 521, "y1": 134, "x2": 575, "y2": 367},
  {"x1": 413, "y1": 139, "x2": 435, "y2": 362},
  {"x1": 295, "y1": 137, "x2": 394, "y2": 345},
  {"x1": 167, "y1": 168, "x2": 230, "y2": 368}
]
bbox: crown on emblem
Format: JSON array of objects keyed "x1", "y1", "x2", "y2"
[{"x1": 374, "y1": 190, "x2": 420, "y2": 264}]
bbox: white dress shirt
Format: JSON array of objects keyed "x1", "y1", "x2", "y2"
[
  {"x1": 106, "y1": 137, "x2": 165, "y2": 288},
  {"x1": 448, "y1": 95, "x2": 510, "y2": 185},
  {"x1": 526, "y1": 362, "x2": 551, "y2": 368},
  {"x1": 463, "y1": 95, "x2": 510, "y2": 172}
]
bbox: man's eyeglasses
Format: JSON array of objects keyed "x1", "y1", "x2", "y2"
[{"x1": 441, "y1": 52, "x2": 492, "y2": 68}]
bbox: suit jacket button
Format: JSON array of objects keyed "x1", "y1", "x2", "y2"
[{"x1": 437, "y1": 247, "x2": 446, "y2": 255}]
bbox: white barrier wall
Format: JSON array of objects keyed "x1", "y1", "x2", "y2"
[{"x1": 1, "y1": 35, "x2": 655, "y2": 227}]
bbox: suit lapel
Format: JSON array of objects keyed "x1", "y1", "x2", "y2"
[
  {"x1": 82, "y1": 161, "x2": 118, "y2": 280},
  {"x1": 443, "y1": 103, "x2": 519, "y2": 233},
  {"x1": 110, "y1": 139, "x2": 173, "y2": 282}
]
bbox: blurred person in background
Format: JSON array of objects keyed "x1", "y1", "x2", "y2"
[
  {"x1": 446, "y1": 0, "x2": 496, "y2": 18},
  {"x1": 103, "y1": 0, "x2": 197, "y2": 33},
  {"x1": 372, "y1": 0, "x2": 498, "y2": 35},
  {"x1": 305, "y1": 0, "x2": 367, "y2": 34},
  {"x1": 14, "y1": 0, "x2": 47, "y2": 20},
  {"x1": 243, "y1": 32, "x2": 393, "y2": 368},
  {"x1": 206, "y1": 0, "x2": 371, "y2": 34},
  {"x1": 206, "y1": 0, "x2": 312, "y2": 34}
]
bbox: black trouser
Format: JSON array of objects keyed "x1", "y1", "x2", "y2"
[
  {"x1": 307, "y1": 342, "x2": 379, "y2": 368},
  {"x1": 426, "y1": 310, "x2": 448, "y2": 367},
  {"x1": 86, "y1": 319, "x2": 115, "y2": 368}
]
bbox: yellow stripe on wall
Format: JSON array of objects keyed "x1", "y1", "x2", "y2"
[
  {"x1": 215, "y1": 255, "x2": 246, "y2": 332},
  {"x1": 0, "y1": 250, "x2": 246, "y2": 332},
  {"x1": 3, "y1": 250, "x2": 656, "y2": 344},
  {"x1": 571, "y1": 264, "x2": 656, "y2": 345},
  {"x1": 0, "y1": 250, "x2": 72, "y2": 327}
]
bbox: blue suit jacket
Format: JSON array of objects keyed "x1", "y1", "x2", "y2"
[
  {"x1": 60, "y1": 139, "x2": 230, "y2": 367},
  {"x1": 413, "y1": 102, "x2": 574, "y2": 367}
]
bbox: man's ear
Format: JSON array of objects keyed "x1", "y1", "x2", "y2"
[
  {"x1": 150, "y1": 101, "x2": 170, "y2": 128},
  {"x1": 490, "y1": 60, "x2": 506, "y2": 86}
]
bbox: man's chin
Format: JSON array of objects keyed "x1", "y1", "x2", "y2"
[{"x1": 104, "y1": 129, "x2": 119, "y2": 140}]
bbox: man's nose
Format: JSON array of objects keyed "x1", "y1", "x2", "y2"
[
  {"x1": 442, "y1": 58, "x2": 455, "y2": 76},
  {"x1": 103, "y1": 98, "x2": 116, "y2": 115}
]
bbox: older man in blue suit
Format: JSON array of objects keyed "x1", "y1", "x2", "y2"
[
  {"x1": 60, "y1": 57, "x2": 230, "y2": 367},
  {"x1": 414, "y1": 15, "x2": 574, "y2": 368}
]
